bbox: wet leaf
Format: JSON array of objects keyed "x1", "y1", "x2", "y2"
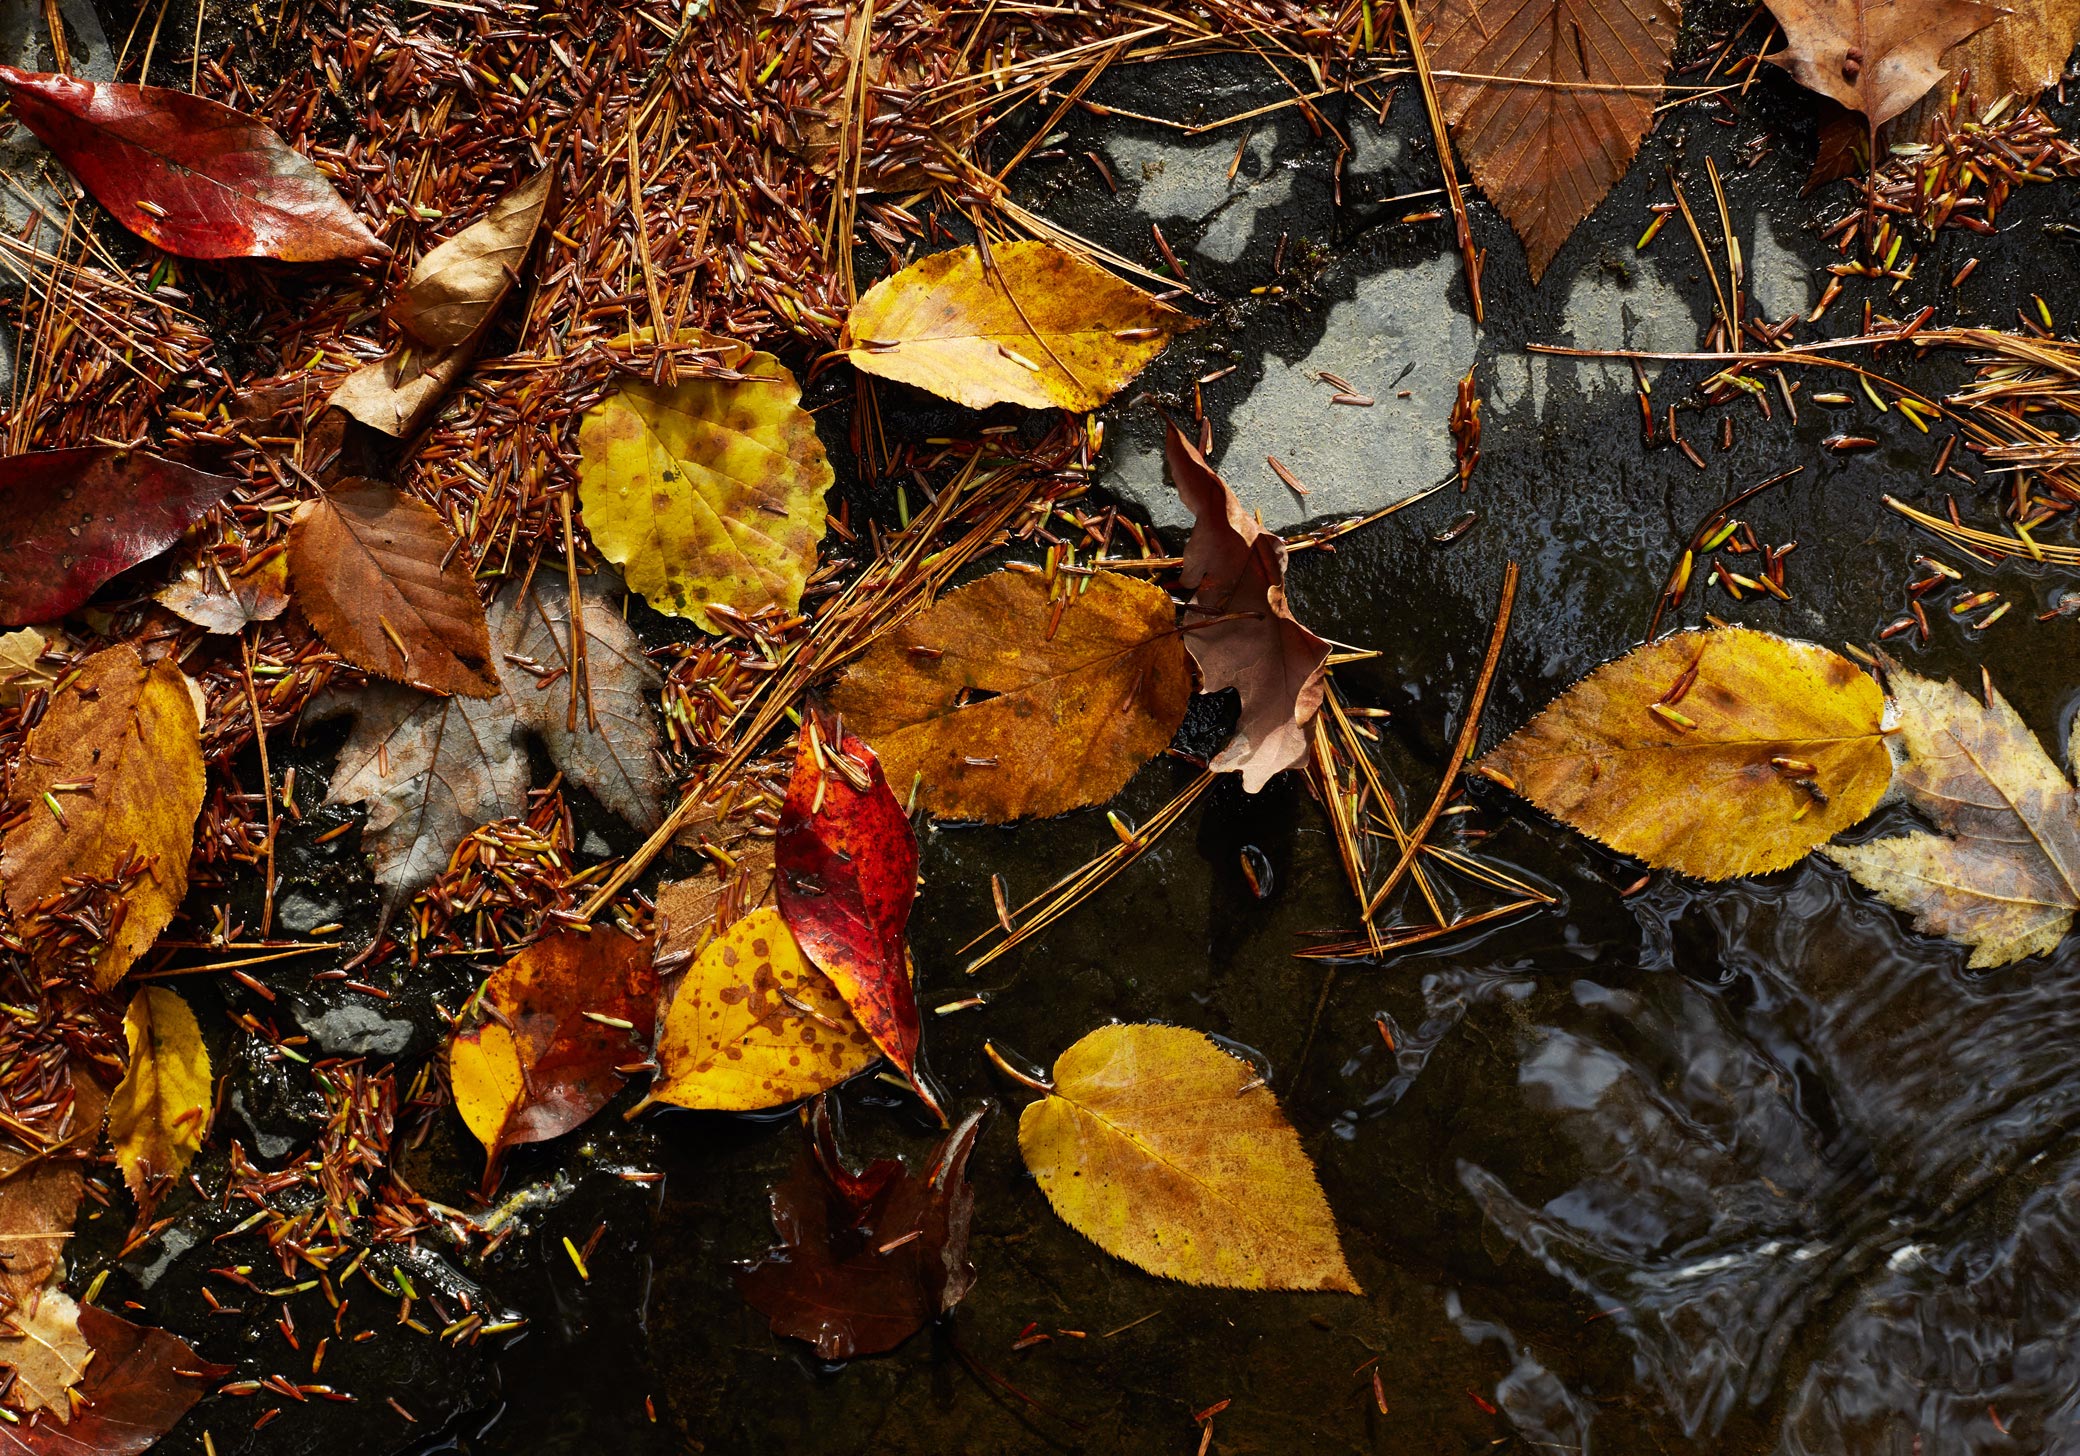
[
  {"x1": 0, "y1": 646, "x2": 205, "y2": 988},
  {"x1": 0, "y1": 1301, "x2": 214, "y2": 1455},
  {"x1": 1017, "y1": 1024, "x2": 1359, "y2": 1292},
  {"x1": 288, "y1": 478, "x2": 500, "y2": 698},
  {"x1": 0, "y1": 449, "x2": 236, "y2": 627},
  {"x1": 389, "y1": 171, "x2": 552, "y2": 349},
  {"x1": 1826, "y1": 664, "x2": 2080, "y2": 967},
  {"x1": 576, "y1": 347, "x2": 832, "y2": 634},
  {"x1": 0, "y1": 628, "x2": 54, "y2": 708},
  {"x1": 1763, "y1": 0, "x2": 2007, "y2": 126},
  {"x1": 106, "y1": 987, "x2": 211, "y2": 1201},
  {"x1": 841, "y1": 241, "x2": 1188, "y2": 411},
  {"x1": 776, "y1": 724, "x2": 923, "y2": 1084},
  {"x1": 1418, "y1": 0, "x2": 1681, "y2": 281},
  {"x1": 154, "y1": 540, "x2": 290, "y2": 635},
  {"x1": 1167, "y1": 423, "x2": 1331, "y2": 793},
  {"x1": 0, "y1": 1075, "x2": 105, "y2": 1314},
  {"x1": 658, "y1": 809, "x2": 776, "y2": 954},
  {"x1": 1887, "y1": 0, "x2": 2080, "y2": 139},
  {"x1": 829, "y1": 569, "x2": 1191, "y2": 821},
  {"x1": 0, "y1": 1285, "x2": 90, "y2": 1420},
  {"x1": 1477, "y1": 627, "x2": 1892, "y2": 878},
  {"x1": 652, "y1": 906, "x2": 877, "y2": 1112},
  {"x1": 0, "y1": 67, "x2": 384, "y2": 262},
  {"x1": 450, "y1": 927, "x2": 659, "y2": 1162},
  {"x1": 737, "y1": 1100, "x2": 985, "y2": 1358}
]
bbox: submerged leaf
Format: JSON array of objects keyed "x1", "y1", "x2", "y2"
[
  {"x1": 107, "y1": 988, "x2": 211, "y2": 1200},
  {"x1": 829, "y1": 569, "x2": 1190, "y2": 821},
  {"x1": 1763, "y1": 0, "x2": 2007, "y2": 126},
  {"x1": 841, "y1": 241, "x2": 1188, "y2": 411},
  {"x1": 1017, "y1": 1024, "x2": 1359, "y2": 1292},
  {"x1": 0, "y1": 1286, "x2": 90, "y2": 1420},
  {"x1": 1826, "y1": 664, "x2": 2080, "y2": 967},
  {"x1": 0, "y1": 1302, "x2": 213, "y2": 1455},
  {"x1": 1477, "y1": 627, "x2": 1892, "y2": 878}
]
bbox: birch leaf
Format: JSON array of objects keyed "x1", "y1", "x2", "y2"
[
  {"x1": 1763, "y1": 0, "x2": 2008, "y2": 126},
  {"x1": 106, "y1": 988, "x2": 211, "y2": 1200},
  {"x1": 1477, "y1": 627, "x2": 1891, "y2": 878},
  {"x1": 1826, "y1": 665, "x2": 2080, "y2": 967},
  {"x1": 0, "y1": 1285, "x2": 90, "y2": 1421},
  {"x1": 841, "y1": 241, "x2": 1188, "y2": 411},
  {"x1": 1017, "y1": 1024, "x2": 1359, "y2": 1292}
]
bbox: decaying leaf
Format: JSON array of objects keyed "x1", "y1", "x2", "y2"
[
  {"x1": 1168, "y1": 424, "x2": 1331, "y2": 793},
  {"x1": 449, "y1": 927, "x2": 659, "y2": 1163},
  {"x1": 0, "y1": 628, "x2": 54, "y2": 708},
  {"x1": 577, "y1": 347, "x2": 832, "y2": 634},
  {"x1": 1016, "y1": 1024, "x2": 1359, "y2": 1292},
  {"x1": 0, "y1": 1285, "x2": 90, "y2": 1420},
  {"x1": 0, "y1": 646, "x2": 206, "y2": 988},
  {"x1": 389, "y1": 172, "x2": 553, "y2": 348},
  {"x1": 1763, "y1": 0, "x2": 2008, "y2": 127},
  {"x1": 0, "y1": 449, "x2": 236, "y2": 627},
  {"x1": 840, "y1": 241, "x2": 1189, "y2": 411},
  {"x1": 106, "y1": 988, "x2": 211, "y2": 1201},
  {"x1": 776, "y1": 725, "x2": 924, "y2": 1087},
  {"x1": 288, "y1": 479, "x2": 500, "y2": 698},
  {"x1": 652, "y1": 906, "x2": 877, "y2": 1111},
  {"x1": 830, "y1": 570, "x2": 1191, "y2": 821},
  {"x1": 0, "y1": 1301, "x2": 214, "y2": 1454},
  {"x1": 1477, "y1": 627, "x2": 1892, "y2": 878},
  {"x1": 737, "y1": 1099, "x2": 985, "y2": 1358},
  {"x1": 1419, "y1": 0, "x2": 1681, "y2": 281},
  {"x1": 155, "y1": 535, "x2": 290, "y2": 635},
  {"x1": 1826, "y1": 664, "x2": 2080, "y2": 967},
  {"x1": 658, "y1": 808, "x2": 776, "y2": 953},
  {"x1": 0, "y1": 1074, "x2": 105, "y2": 1315},
  {"x1": 0, "y1": 67, "x2": 384, "y2": 262}
]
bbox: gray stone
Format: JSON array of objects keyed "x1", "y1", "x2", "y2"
[
  {"x1": 1746, "y1": 214, "x2": 1813, "y2": 323},
  {"x1": 307, "y1": 1002, "x2": 416, "y2": 1057},
  {"x1": 1103, "y1": 130, "x2": 1293, "y2": 265},
  {"x1": 275, "y1": 888, "x2": 349, "y2": 935},
  {"x1": 124, "y1": 1225, "x2": 196, "y2": 1288},
  {"x1": 1491, "y1": 251, "x2": 1703, "y2": 419}
]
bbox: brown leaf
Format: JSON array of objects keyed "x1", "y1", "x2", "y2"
[
  {"x1": 327, "y1": 343, "x2": 474, "y2": 440},
  {"x1": 1167, "y1": 423, "x2": 1331, "y2": 793},
  {"x1": 0, "y1": 1285, "x2": 90, "y2": 1420},
  {"x1": 0, "y1": 629, "x2": 55, "y2": 708},
  {"x1": 1880, "y1": 0, "x2": 2080, "y2": 147},
  {"x1": 155, "y1": 539, "x2": 290, "y2": 635},
  {"x1": 1763, "y1": 0, "x2": 2008, "y2": 127},
  {"x1": 829, "y1": 569, "x2": 1191, "y2": 821},
  {"x1": 1419, "y1": 0, "x2": 1681, "y2": 280},
  {"x1": 389, "y1": 172, "x2": 552, "y2": 349},
  {"x1": 288, "y1": 479, "x2": 500, "y2": 698},
  {"x1": 0, "y1": 1075, "x2": 104, "y2": 1315},
  {"x1": 0, "y1": 1302, "x2": 215, "y2": 1455},
  {"x1": 0, "y1": 646, "x2": 205, "y2": 988}
]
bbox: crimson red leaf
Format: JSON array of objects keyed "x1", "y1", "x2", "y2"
[
  {"x1": 776, "y1": 721, "x2": 922, "y2": 1081},
  {"x1": 737, "y1": 1100, "x2": 985, "y2": 1359},
  {"x1": 0, "y1": 1304, "x2": 217, "y2": 1456},
  {"x1": 0, "y1": 68, "x2": 384, "y2": 262},
  {"x1": 0, "y1": 449, "x2": 235, "y2": 626}
]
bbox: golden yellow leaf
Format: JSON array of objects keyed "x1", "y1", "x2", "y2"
[
  {"x1": 0, "y1": 1282, "x2": 91, "y2": 1420},
  {"x1": 1477, "y1": 627, "x2": 1891, "y2": 878},
  {"x1": 829, "y1": 570, "x2": 1190, "y2": 822},
  {"x1": 0, "y1": 645, "x2": 206, "y2": 988},
  {"x1": 1826, "y1": 664, "x2": 2080, "y2": 967},
  {"x1": 1016, "y1": 1024, "x2": 1359, "y2": 1292},
  {"x1": 107, "y1": 987, "x2": 212, "y2": 1200},
  {"x1": 577, "y1": 349, "x2": 832, "y2": 634},
  {"x1": 841, "y1": 241, "x2": 1188, "y2": 411},
  {"x1": 652, "y1": 906, "x2": 877, "y2": 1112}
]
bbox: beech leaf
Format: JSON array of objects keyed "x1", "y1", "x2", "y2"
[
  {"x1": 1016, "y1": 1024, "x2": 1359, "y2": 1292},
  {"x1": 106, "y1": 988, "x2": 211, "y2": 1201},
  {"x1": 1825, "y1": 664, "x2": 2080, "y2": 967},
  {"x1": 0, "y1": 1302, "x2": 214, "y2": 1456},
  {"x1": 840, "y1": 241, "x2": 1188, "y2": 411},
  {"x1": 1477, "y1": 627, "x2": 1892, "y2": 878},
  {"x1": 0, "y1": 67, "x2": 384, "y2": 262},
  {"x1": 0, "y1": 449, "x2": 236, "y2": 627},
  {"x1": 829, "y1": 569, "x2": 1191, "y2": 821},
  {"x1": 0, "y1": 646, "x2": 205, "y2": 988},
  {"x1": 1762, "y1": 0, "x2": 2009, "y2": 126},
  {"x1": 0, "y1": 1286, "x2": 90, "y2": 1421},
  {"x1": 288, "y1": 479, "x2": 501, "y2": 698},
  {"x1": 737, "y1": 1099, "x2": 985, "y2": 1359},
  {"x1": 1168, "y1": 424, "x2": 1331, "y2": 793}
]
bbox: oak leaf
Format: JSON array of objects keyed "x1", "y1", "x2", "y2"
[
  {"x1": 0, "y1": 629, "x2": 54, "y2": 708},
  {"x1": 576, "y1": 347, "x2": 832, "y2": 634},
  {"x1": 106, "y1": 988, "x2": 210, "y2": 1202},
  {"x1": 1477, "y1": 627, "x2": 1892, "y2": 878},
  {"x1": 0, "y1": 1301, "x2": 214, "y2": 1455},
  {"x1": 1763, "y1": 0, "x2": 2008, "y2": 127},
  {"x1": 288, "y1": 479, "x2": 500, "y2": 698},
  {"x1": 1826, "y1": 664, "x2": 2080, "y2": 967},
  {"x1": 0, "y1": 1286, "x2": 89, "y2": 1420},
  {"x1": 829, "y1": 570, "x2": 1191, "y2": 821},
  {"x1": 0, "y1": 449, "x2": 236, "y2": 627},
  {"x1": 841, "y1": 242, "x2": 1188, "y2": 411},
  {"x1": 0, "y1": 1074, "x2": 105, "y2": 1315},
  {"x1": 0, "y1": 68, "x2": 384, "y2": 262},
  {"x1": 652, "y1": 906, "x2": 877, "y2": 1112},
  {"x1": 1016, "y1": 1024, "x2": 1359, "y2": 1292},
  {"x1": 155, "y1": 540, "x2": 290, "y2": 635},
  {"x1": 1886, "y1": 0, "x2": 2080, "y2": 142},
  {"x1": 0, "y1": 646, "x2": 205, "y2": 988},
  {"x1": 737, "y1": 1099, "x2": 985, "y2": 1359},
  {"x1": 1418, "y1": 0, "x2": 1681, "y2": 281}
]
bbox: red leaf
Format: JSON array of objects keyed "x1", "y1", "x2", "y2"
[
  {"x1": 776, "y1": 721, "x2": 922, "y2": 1080},
  {"x1": 0, "y1": 1305, "x2": 215, "y2": 1456},
  {"x1": 737, "y1": 1100, "x2": 985, "y2": 1359},
  {"x1": 0, "y1": 449, "x2": 235, "y2": 626},
  {"x1": 0, "y1": 68, "x2": 385, "y2": 262}
]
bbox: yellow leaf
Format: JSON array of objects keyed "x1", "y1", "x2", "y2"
[
  {"x1": 107, "y1": 987, "x2": 211, "y2": 1200},
  {"x1": 1477, "y1": 627, "x2": 1891, "y2": 878},
  {"x1": 0, "y1": 1282, "x2": 90, "y2": 1421},
  {"x1": 830, "y1": 570, "x2": 1191, "y2": 822},
  {"x1": 1017, "y1": 1024, "x2": 1359, "y2": 1292},
  {"x1": 577, "y1": 348, "x2": 832, "y2": 634},
  {"x1": 841, "y1": 241, "x2": 1189, "y2": 412},
  {"x1": 652, "y1": 906, "x2": 877, "y2": 1111}
]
